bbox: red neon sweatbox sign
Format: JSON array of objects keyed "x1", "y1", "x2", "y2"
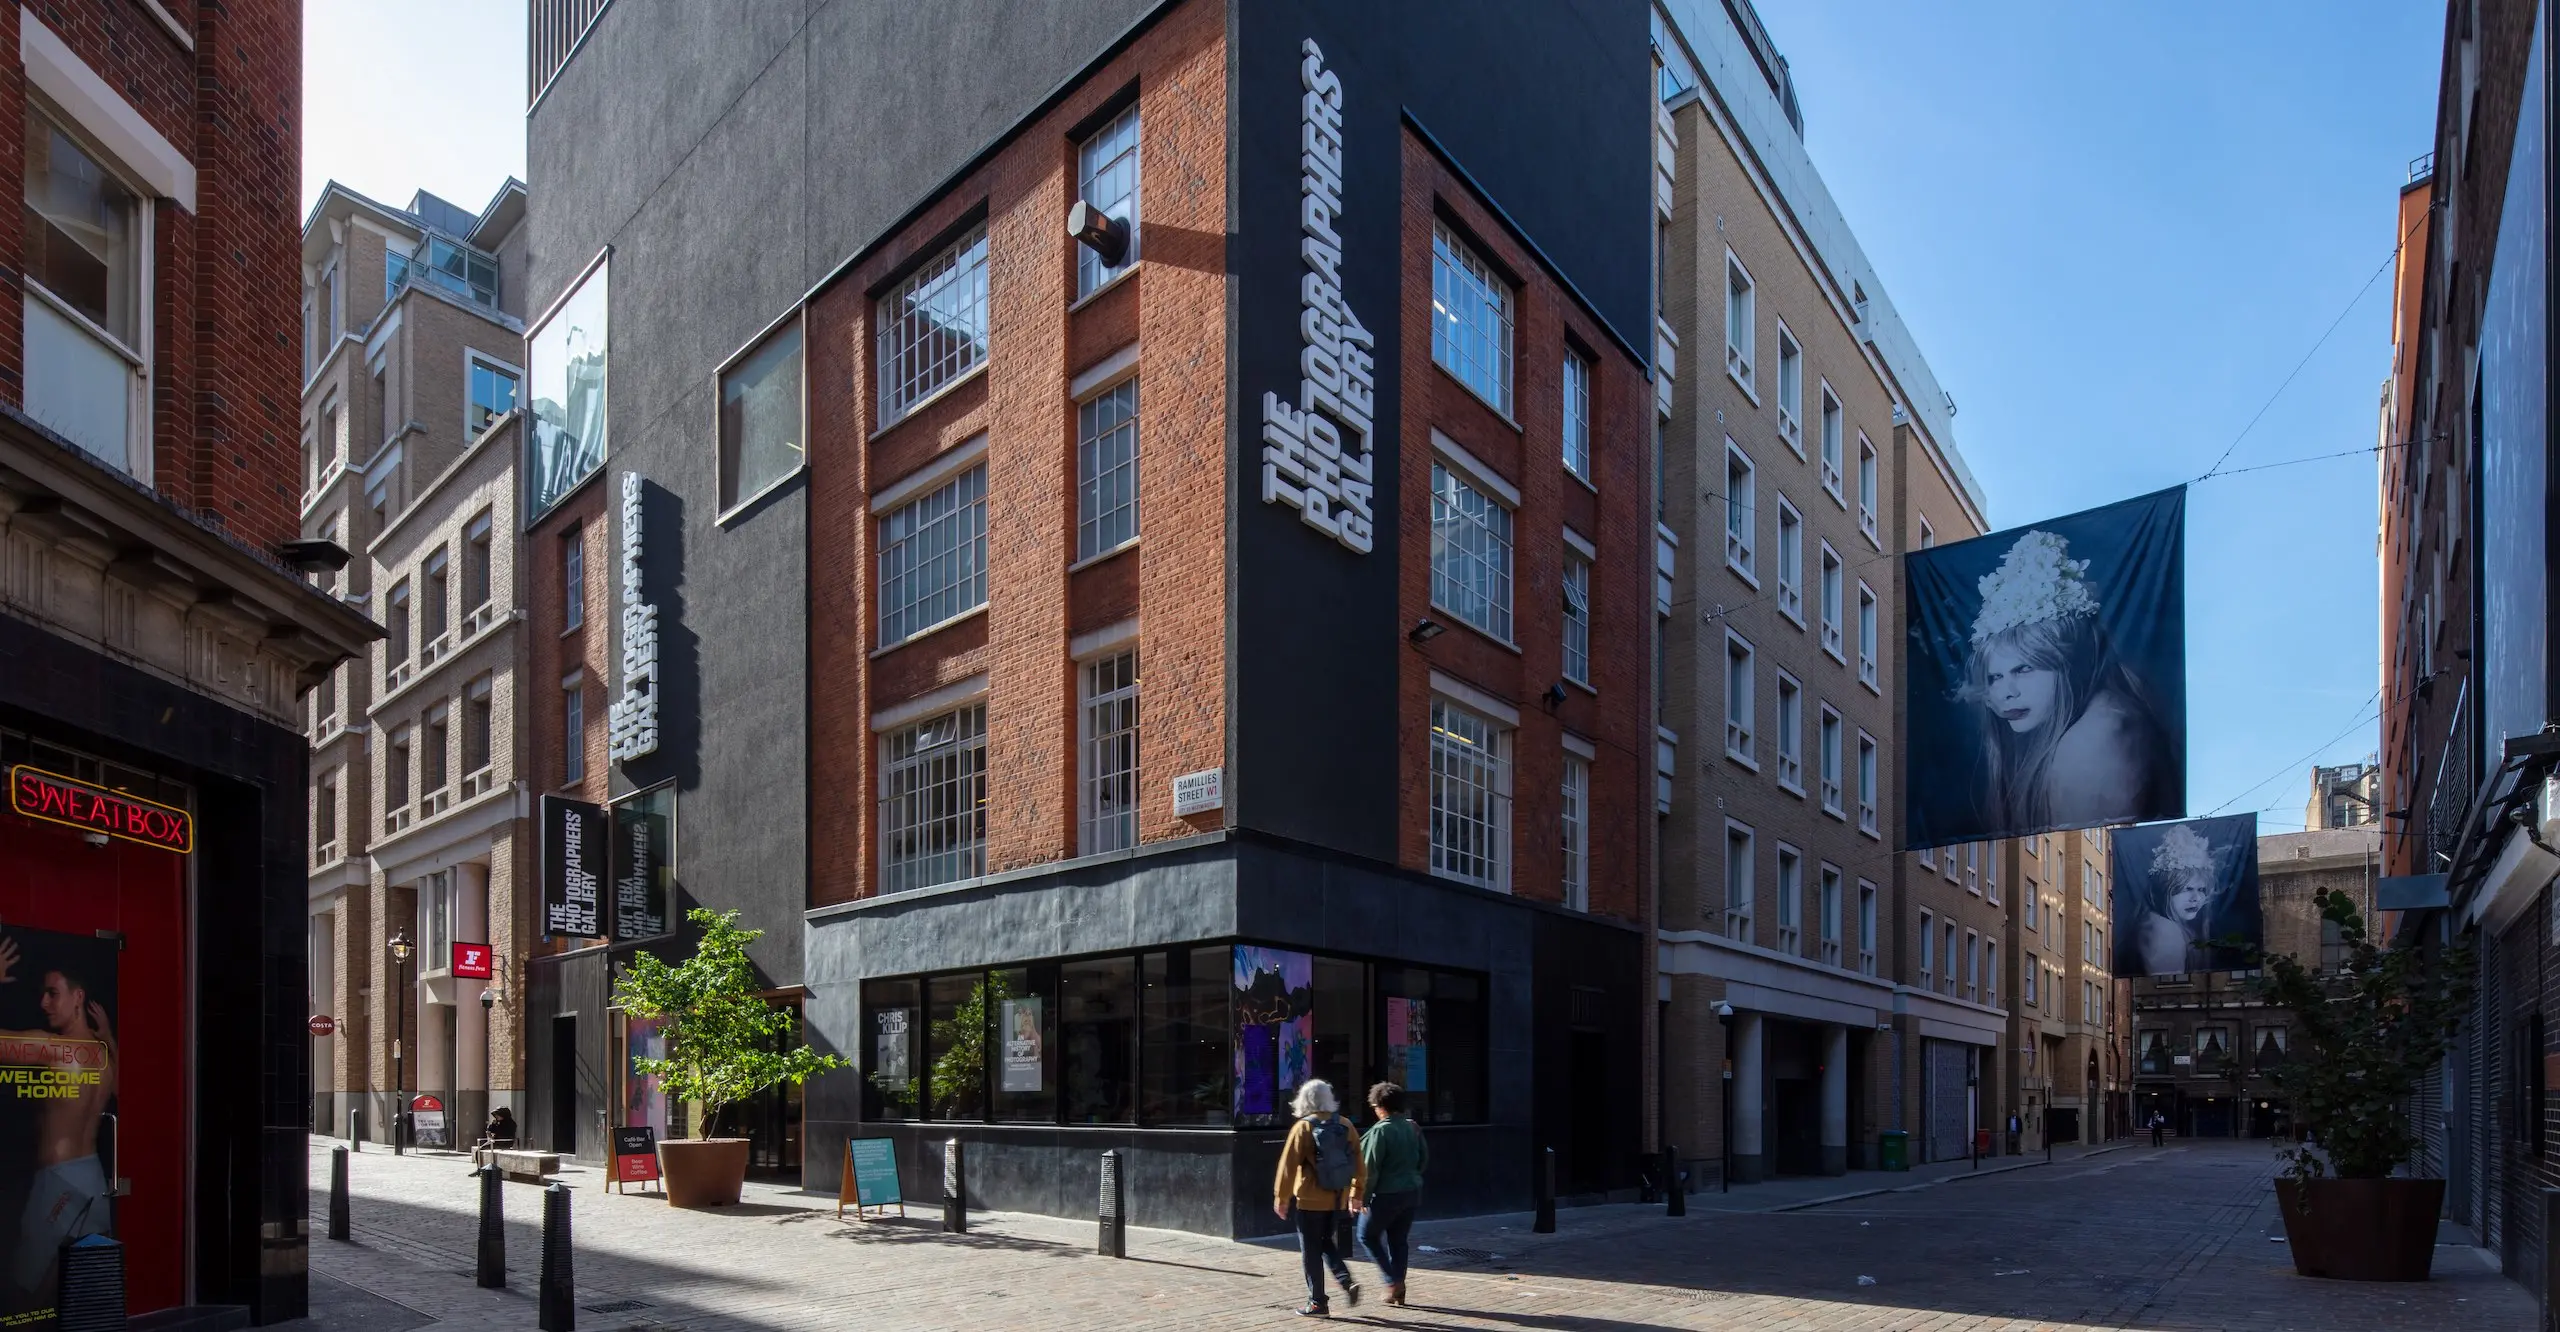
[{"x1": 8, "y1": 765, "x2": 193, "y2": 853}]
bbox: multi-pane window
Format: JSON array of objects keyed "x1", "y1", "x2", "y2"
[
  {"x1": 1819, "y1": 705, "x2": 1843, "y2": 815},
  {"x1": 1775, "y1": 847, "x2": 1802, "y2": 955},
  {"x1": 1561, "y1": 350, "x2": 1593, "y2": 481},
  {"x1": 879, "y1": 466, "x2": 990, "y2": 645},
  {"x1": 1819, "y1": 384, "x2": 1843, "y2": 500},
  {"x1": 1774, "y1": 672, "x2": 1803, "y2": 792},
  {"x1": 1856, "y1": 732, "x2": 1879, "y2": 835},
  {"x1": 1965, "y1": 931, "x2": 1981, "y2": 1002},
  {"x1": 468, "y1": 358, "x2": 520, "y2": 438},
  {"x1": 1857, "y1": 881, "x2": 1878, "y2": 975},
  {"x1": 1077, "y1": 379, "x2": 1140, "y2": 559},
  {"x1": 877, "y1": 225, "x2": 990, "y2": 423},
  {"x1": 387, "y1": 726, "x2": 413, "y2": 810},
  {"x1": 2026, "y1": 890, "x2": 2042, "y2": 932},
  {"x1": 463, "y1": 510, "x2": 494, "y2": 613},
  {"x1": 880, "y1": 704, "x2": 988, "y2": 893},
  {"x1": 1918, "y1": 909, "x2": 1935, "y2": 989},
  {"x1": 1429, "y1": 463, "x2": 1514, "y2": 642},
  {"x1": 1819, "y1": 866, "x2": 1843, "y2": 967},
  {"x1": 2024, "y1": 953, "x2": 2040, "y2": 1006},
  {"x1": 1724, "y1": 254, "x2": 1755, "y2": 389},
  {"x1": 1988, "y1": 845, "x2": 2002, "y2": 904},
  {"x1": 23, "y1": 106, "x2": 143, "y2": 468},
  {"x1": 562, "y1": 675, "x2": 586, "y2": 784},
  {"x1": 1775, "y1": 325, "x2": 1803, "y2": 452},
  {"x1": 464, "y1": 674, "x2": 494, "y2": 775},
  {"x1": 1080, "y1": 653, "x2": 1140, "y2": 855},
  {"x1": 1431, "y1": 220, "x2": 1514, "y2": 413},
  {"x1": 1723, "y1": 632, "x2": 1755, "y2": 764},
  {"x1": 1561, "y1": 551, "x2": 1591, "y2": 686},
  {"x1": 1723, "y1": 441, "x2": 1755, "y2": 579},
  {"x1": 719, "y1": 317, "x2": 805, "y2": 510},
  {"x1": 1857, "y1": 434, "x2": 1879, "y2": 542},
  {"x1": 1775, "y1": 496, "x2": 1803, "y2": 622},
  {"x1": 1428, "y1": 699, "x2": 1511, "y2": 890},
  {"x1": 1942, "y1": 922, "x2": 1959, "y2": 996},
  {"x1": 562, "y1": 525, "x2": 585, "y2": 630},
  {"x1": 387, "y1": 581, "x2": 413, "y2": 667},
  {"x1": 1986, "y1": 941, "x2": 2000, "y2": 1009},
  {"x1": 1819, "y1": 543, "x2": 1844, "y2": 660},
  {"x1": 1075, "y1": 105, "x2": 1141, "y2": 297},
  {"x1": 1724, "y1": 823, "x2": 1754, "y2": 942},
  {"x1": 1560, "y1": 754, "x2": 1589, "y2": 912},
  {"x1": 1857, "y1": 582, "x2": 1879, "y2": 689}
]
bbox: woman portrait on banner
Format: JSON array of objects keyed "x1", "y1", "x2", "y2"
[
  {"x1": 1961, "y1": 530, "x2": 2175, "y2": 834},
  {"x1": 2132, "y1": 823, "x2": 2244, "y2": 975}
]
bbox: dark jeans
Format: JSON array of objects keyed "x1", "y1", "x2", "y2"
[
  {"x1": 1358, "y1": 1190, "x2": 1419, "y2": 1285},
  {"x1": 1293, "y1": 1205, "x2": 1354, "y2": 1306}
]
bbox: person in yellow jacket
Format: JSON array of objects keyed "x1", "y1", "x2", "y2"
[{"x1": 1272, "y1": 1078, "x2": 1367, "y2": 1316}]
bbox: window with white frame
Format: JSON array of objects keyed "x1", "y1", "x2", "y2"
[
  {"x1": 1965, "y1": 931, "x2": 1981, "y2": 1002},
  {"x1": 1773, "y1": 671, "x2": 1803, "y2": 792},
  {"x1": 23, "y1": 103, "x2": 146, "y2": 472},
  {"x1": 1857, "y1": 581, "x2": 1878, "y2": 689},
  {"x1": 561, "y1": 674, "x2": 586, "y2": 784},
  {"x1": 1561, "y1": 550, "x2": 1591, "y2": 686},
  {"x1": 1921, "y1": 845, "x2": 1937, "y2": 869},
  {"x1": 1076, "y1": 105, "x2": 1141, "y2": 297},
  {"x1": 1723, "y1": 822, "x2": 1754, "y2": 942},
  {"x1": 1561, "y1": 349, "x2": 1593, "y2": 482},
  {"x1": 1818, "y1": 384, "x2": 1843, "y2": 501},
  {"x1": 1965, "y1": 843, "x2": 1978, "y2": 883},
  {"x1": 1430, "y1": 463, "x2": 1514, "y2": 641},
  {"x1": 2024, "y1": 953, "x2": 2039, "y2": 1006},
  {"x1": 1987, "y1": 845, "x2": 2002, "y2": 904},
  {"x1": 1080, "y1": 651, "x2": 1139, "y2": 854},
  {"x1": 1723, "y1": 632, "x2": 1755, "y2": 765},
  {"x1": 1723, "y1": 254, "x2": 1755, "y2": 390},
  {"x1": 1774, "y1": 497, "x2": 1804, "y2": 623},
  {"x1": 1775, "y1": 845, "x2": 1802, "y2": 955},
  {"x1": 1986, "y1": 941, "x2": 2000, "y2": 1008},
  {"x1": 1818, "y1": 705, "x2": 1843, "y2": 815},
  {"x1": 468, "y1": 356, "x2": 520, "y2": 438},
  {"x1": 1561, "y1": 753, "x2": 1589, "y2": 912},
  {"x1": 1918, "y1": 909, "x2": 1935, "y2": 989},
  {"x1": 1429, "y1": 698, "x2": 1512, "y2": 890},
  {"x1": 1856, "y1": 732, "x2": 1878, "y2": 835},
  {"x1": 1724, "y1": 440, "x2": 1756, "y2": 580},
  {"x1": 878, "y1": 465, "x2": 989, "y2": 645},
  {"x1": 880, "y1": 703, "x2": 988, "y2": 893},
  {"x1": 1919, "y1": 515, "x2": 1936, "y2": 549},
  {"x1": 877, "y1": 225, "x2": 989, "y2": 423},
  {"x1": 1775, "y1": 324, "x2": 1802, "y2": 453},
  {"x1": 1857, "y1": 881, "x2": 1877, "y2": 975},
  {"x1": 464, "y1": 674, "x2": 493, "y2": 776},
  {"x1": 719, "y1": 318, "x2": 805, "y2": 511},
  {"x1": 1819, "y1": 543, "x2": 1844, "y2": 660},
  {"x1": 2025, "y1": 888, "x2": 2041, "y2": 932},
  {"x1": 1857, "y1": 434, "x2": 1878, "y2": 543},
  {"x1": 562, "y1": 524, "x2": 585, "y2": 631},
  {"x1": 1820, "y1": 865, "x2": 1843, "y2": 966},
  {"x1": 1432, "y1": 220, "x2": 1514, "y2": 414},
  {"x1": 1942, "y1": 922, "x2": 1958, "y2": 995},
  {"x1": 1077, "y1": 377, "x2": 1139, "y2": 559}
]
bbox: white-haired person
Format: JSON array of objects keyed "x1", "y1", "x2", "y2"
[{"x1": 1273, "y1": 1078, "x2": 1367, "y2": 1316}]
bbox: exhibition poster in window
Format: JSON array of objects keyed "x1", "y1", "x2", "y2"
[
  {"x1": 1000, "y1": 997, "x2": 1043, "y2": 1093},
  {"x1": 1387, "y1": 996, "x2": 1429, "y2": 1092},
  {"x1": 622, "y1": 1013, "x2": 670, "y2": 1136},
  {"x1": 1232, "y1": 947, "x2": 1311, "y2": 1120}
]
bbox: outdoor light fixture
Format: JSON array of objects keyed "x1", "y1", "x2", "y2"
[
  {"x1": 280, "y1": 536, "x2": 353, "y2": 573},
  {"x1": 1409, "y1": 618, "x2": 1447, "y2": 643},
  {"x1": 1542, "y1": 682, "x2": 1568, "y2": 712},
  {"x1": 388, "y1": 928, "x2": 413, "y2": 1156},
  {"x1": 1066, "y1": 200, "x2": 1129, "y2": 266}
]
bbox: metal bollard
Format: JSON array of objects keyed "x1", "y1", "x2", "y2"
[
  {"x1": 329, "y1": 1147, "x2": 351, "y2": 1241},
  {"x1": 475, "y1": 1165, "x2": 506, "y2": 1288},
  {"x1": 537, "y1": 1182, "x2": 573, "y2": 1332},
  {"x1": 1097, "y1": 1148, "x2": 1125, "y2": 1258},
  {"x1": 1666, "y1": 1144, "x2": 1686, "y2": 1217},
  {"x1": 942, "y1": 1139, "x2": 967, "y2": 1235},
  {"x1": 1532, "y1": 1146, "x2": 1557, "y2": 1234},
  {"x1": 350, "y1": 1105, "x2": 365, "y2": 1151}
]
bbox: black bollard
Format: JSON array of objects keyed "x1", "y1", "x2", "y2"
[
  {"x1": 942, "y1": 1139, "x2": 967, "y2": 1235},
  {"x1": 537, "y1": 1182, "x2": 573, "y2": 1332},
  {"x1": 1666, "y1": 1144, "x2": 1686, "y2": 1217},
  {"x1": 1097, "y1": 1148, "x2": 1125, "y2": 1258},
  {"x1": 1532, "y1": 1146, "x2": 1557, "y2": 1234},
  {"x1": 350, "y1": 1105, "x2": 364, "y2": 1152},
  {"x1": 475, "y1": 1165, "x2": 506, "y2": 1288},
  {"x1": 329, "y1": 1146, "x2": 351, "y2": 1241}
]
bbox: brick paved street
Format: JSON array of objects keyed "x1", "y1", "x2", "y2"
[{"x1": 287, "y1": 1137, "x2": 2532, "y2": 1332}]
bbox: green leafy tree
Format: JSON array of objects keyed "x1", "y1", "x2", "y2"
[
  {"x1": 612, "y1": 908, "x2": 846, "y2": 1138},
  {"x1": 2248, "y1": 890, "x2": 2474, "y2": 1182}
]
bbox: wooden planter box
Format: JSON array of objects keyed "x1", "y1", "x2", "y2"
[
  {"x1": 658, "y1": 1137, "x2": 752, "y2": 1208},
  {"x1": 2274, "y1": 1177, "x2": 2446, "y2": 1281}
]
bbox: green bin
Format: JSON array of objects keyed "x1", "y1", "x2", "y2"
[{"x1": 1878, "y1": 1130, "x2": 1910, "y2": 1172}]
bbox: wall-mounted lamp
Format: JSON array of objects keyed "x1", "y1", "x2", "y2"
[
  {"x1": 1066, "y1": 201, "x2": 1129, "y2": 266},
  {"x1": 1541, "y1": 682, "x2": 1568, "y2": 713},
  {"x1": 1408, "y1": 618, "x2": 1446, "y2": 644},
  {"x1": 279, "y1": 537, "x2": 353, "y2": 574}
]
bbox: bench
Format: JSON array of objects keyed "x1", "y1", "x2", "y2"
[{"x1": 477, "y1": 1148, "x2": 559, "y2": 1183}]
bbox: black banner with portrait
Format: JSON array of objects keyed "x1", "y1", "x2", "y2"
[
  {"x1": 1904, "y1": 488, "x2": 2186, "y2": 848},
  {"x1": 0, "y1": 926, "x2": 119, "y2": 1329},
  {"x1": 2110, "y1": 814, "x2": 2262, "y2": 976}
]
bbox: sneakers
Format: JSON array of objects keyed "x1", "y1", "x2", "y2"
[
  {"x1": 1341, "y1": 1280, "x2": 1362, "y2": 1309},
  {"x1": 1296, "y1": 1303, "x2": 1329, "y2": 1317}
]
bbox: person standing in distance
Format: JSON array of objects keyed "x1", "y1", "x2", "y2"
[
  {"x1": 1273, "y1": 1079, "x2": 1365, "y2": 1316},
  {"x1": 1353, "y1": 1081, "x2": 1428, "y2": 1307}
]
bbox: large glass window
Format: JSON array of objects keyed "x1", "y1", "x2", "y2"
[
  {"x1": 1428, "y1": 698, "x2": 1511, "y2": 890},
  {"x1": 879, "y1": 465, "x2": 989, "y2": 645},
  {"x1": 1233, "y1": 946, "x2": 1313, "y2": 1128},
  {"x1": 1076, "y1": 106, "x2": 1141, "y2": 297},
  {"x1": 878, "y1": 226, "x2": 989, "y2": 423},
  {"x1": 1430, "y1": 463, "x2": 1514, "y2": 642},
  {"x1": 468, "y1": 358, "x2": 519, "y2": 438},
  {"x1": 1309, "y1": 957, "x2": 1369, "y2": 1115},
  {"x1": 1077, "y1": 378, "x2": 1139, "y2": 559},
  {"x1": 861, "y1": 978, "x2": 922, "y2": 1120},
  {"x1": 719, "y1": 317, "x2": 805, "y2": 510},
  {"x1": 1140, "y1": 946, "x2": 1230, "y2": 1126},
  {"x1": 926, "y1": 973, "x2": 988, "y2": 1121},
  {"x1": 526, "y1": 259, "x2": 609, "y2": 520},
  {"x1": 1431, "y1": 220, "x2": 1514, "y2": 414},
  {"x1": 1061, "y1": 957, "x2": 1136, "y2": 1124},
  {"x1": 879, "y1": 703, "x2": 987, "y2": 893},
  {"x1": 1080, "y1": 651, "x2": 1139, "y2": 854},
  {"x1": 1379, "y1": 967, "x2": 1486, "y2": 1126},
  {"x1": 23, "y1": 106, "x2": 140, "y2": 346}
]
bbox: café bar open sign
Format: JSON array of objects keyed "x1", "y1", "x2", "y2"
[{"x1": 8, "y1": 765, "x2": 192, "y2": 853}]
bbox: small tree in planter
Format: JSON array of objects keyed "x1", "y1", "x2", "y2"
[
  {"x1": 2248, "y1": 889, "x2": 2473, "y2": 1279},
  {"x1": 613, "y1": 908, "x2": 845, "y2": 1205}
]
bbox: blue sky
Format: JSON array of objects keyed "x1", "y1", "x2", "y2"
[
  {"x1": 1752, "y1": 2, "x2": 2442, "y2": 830},
  {"x1": 303, "y1": 0, "x2": 525, "y2": 216}
]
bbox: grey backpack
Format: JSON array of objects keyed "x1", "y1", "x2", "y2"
[{"x1": 1309, "y1": 1115, "x2": 1356, "y2": 1192}]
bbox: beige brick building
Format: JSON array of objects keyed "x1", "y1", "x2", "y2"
[
  {"x1": 301, "y1": 180, "x2": 530, "y2": 1144},
  {"x1": 2004, "y1": 828, "x2": 2124, "y2": 1149}
]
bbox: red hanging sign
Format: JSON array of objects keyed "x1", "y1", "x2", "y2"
[
  {"x1": 309, "y1": 1015, "x2": 338, "y2": 1037},
  {"x1": 8, "y1": 765, "x2": 192, "y2": 853},
  {"x1": 452, "y1": 942, "x2": 494, "y2": 979}
]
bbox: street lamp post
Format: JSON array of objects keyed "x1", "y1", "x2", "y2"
[
  {"x1": 388, "y1": 929, "x2": 413, "y2": 1156},
  {"x1": 1714, "y1": 1001, "x2": 1735, "y2": 1193},
  {"x1": 480, "y1": 985, "x2": 499, "y2": 1138}
]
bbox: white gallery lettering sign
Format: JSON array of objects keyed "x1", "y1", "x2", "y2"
[
  {"x1": 608, "y1": 471, "x2": 660, "y2": 761},
  {"x1": 1259, "y1": 38, "x2": 1377, "y2": 555},
  {"x1": 542, "y1": 794, "x2": 606, "y2": 939}
]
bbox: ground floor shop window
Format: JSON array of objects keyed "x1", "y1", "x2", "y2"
[{"x1": 1141, "y1": 946, "x2": 1231, "y2": 1125}]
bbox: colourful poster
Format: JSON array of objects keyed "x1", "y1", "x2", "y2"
[
  {"x1": 1388, "y1": 997, "x2": 1428, "y2": 1093},
  {"x1": 0, "y1": 926, "x2": 118, "y2": 1330},
  {"x1": 624, "y1": 1013, "x2": 670, "y2": 1136},
  {"x1": 1232, "y1": 947, "x2": 1312, "y2": 1120},
  {"x1": 1001, "y1": 998, "x2": 1044, "y2": 1092}
]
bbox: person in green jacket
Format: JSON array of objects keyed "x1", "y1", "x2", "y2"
[{"x1": 1351, "y1": 1081, "x2": 1428, "y2": 1307}]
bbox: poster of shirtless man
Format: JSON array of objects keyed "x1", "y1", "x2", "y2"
[{"x1": 0, "y1": 927, "x2": 119, "y2": 1327}]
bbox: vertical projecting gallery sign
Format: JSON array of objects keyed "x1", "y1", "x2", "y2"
[
  {"x1": 1258, "y1": 40, "x2": 1377, "y2": 554},
  {"x1": 541, "y1": 794, "x2": 606, "y2": 939},
  {"x1": 607, "y1": 472, "x2": 660, "y2": 762}
]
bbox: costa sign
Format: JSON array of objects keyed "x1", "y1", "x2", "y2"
[
  {"x1": 8, "y1": 765, "x2": 191, "y2": 853},
  {"x1": 308, "y1": 1015, "x2": 338, "y2": 1038}
]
